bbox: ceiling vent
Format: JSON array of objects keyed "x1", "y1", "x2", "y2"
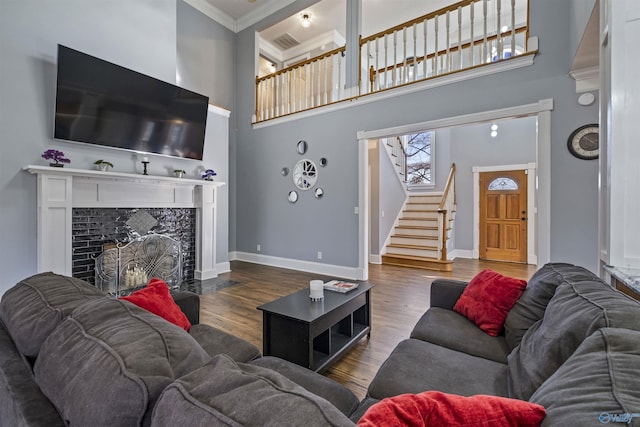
[{"x1": 272, "y1": 32, "x2": 300, "y2": 50}]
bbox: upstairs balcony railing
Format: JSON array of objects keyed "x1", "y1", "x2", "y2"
[{"x1": 255, "y1": 0, "x2": 529, "y2": 123}]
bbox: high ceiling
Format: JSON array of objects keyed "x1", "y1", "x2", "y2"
[{"x1": 186, "y1": 0, "x2": 456, "y2": 41}]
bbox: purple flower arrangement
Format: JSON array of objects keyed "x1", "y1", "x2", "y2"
[
  {"x1": 42, "y1": 149, "x2": 70, "y2": 166},
  {"x1": 201, "y1": 169, "x2": 217, "y2": 181}
]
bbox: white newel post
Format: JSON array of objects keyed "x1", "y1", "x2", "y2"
[
  {"x1": 37, "y1": 172, "x2": 74, "y2": 275},
  {"x1": 25, "y1": 165, "x2": 225, "y2": 280}
]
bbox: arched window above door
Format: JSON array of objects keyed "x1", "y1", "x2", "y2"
[{"x1": 488, "y1": 177, "x2": 518, "y2": 190}]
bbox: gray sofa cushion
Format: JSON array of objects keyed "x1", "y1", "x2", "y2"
[
  {"x1": 530, "y1": 328, "x2": 640, "y2": 426},
  {"x1": 0, "y1": 272, "x2": 104, "y2": 358},
  {"x1": 34, "y1": 298, "x2": 211, "y2": 427},
  {"x1": 367, "y1": 339, "x2": 509, "y2": 400},
  {"x1": 0, "y1": 320, "x2": 65, "y2": 427},
  {"x1": 151, "y1": 354, "x2": 356, "y2": 427},
  {"x1": 251, "y1": 356, "x2": 360, "y2": 416},
  {"x1": 508, "y1": 278, "x2": 640, "y2": 401},
  {"x1": 189, "y1": 323, "x2": 261, "y2": 363},
  {"x1": 504, "y1": 263, "x2": 598, "y2": 350},
  {"x1": 410, "y1": 308, "x2": 511, "y2": 363}
]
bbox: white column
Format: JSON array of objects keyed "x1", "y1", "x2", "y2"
[
  {"x1": 195, "y1": 184, "x2": 219, "y2": 280},
  {"x1": 37, "y1": 173, "x2": 73, "y2": 275}
]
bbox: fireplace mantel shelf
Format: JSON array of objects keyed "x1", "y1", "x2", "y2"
[{"x1": 24, "y1": 165, "x2": 225, "y2": 187}]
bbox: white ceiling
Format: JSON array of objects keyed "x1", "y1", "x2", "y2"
[{"x1": 186, "y1": 0, "x2": 456, "y2": 41}]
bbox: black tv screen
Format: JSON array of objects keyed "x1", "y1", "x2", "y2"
[{"x1": 54, "y1": 45, "x2": 209, "y2": 160}]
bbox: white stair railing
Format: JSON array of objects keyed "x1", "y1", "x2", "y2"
[
  {"x1": 255, "y1": 0, "x2": 530, "y2": 122},
  {"x1": 361, "y1": 0, "x2": 529, "y2": 94}
]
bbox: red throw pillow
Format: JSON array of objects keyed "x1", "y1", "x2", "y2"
[
  {"x1": 453, "y1": 269, "x2": 527, "y2": 336},
  {"x1": 120, "y1": 278, "x2": 191, "y2": 331},
  {"x1": 358, "y1": 391, "x2": 546, "y2": 427}
]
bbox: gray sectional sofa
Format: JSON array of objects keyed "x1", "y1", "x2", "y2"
[
  {"x1": 364, "y1": 263, "x2": 640, "y2": 425},
  {"x1": 2, "y1": 263, "x2": 640, "y2": 426}
]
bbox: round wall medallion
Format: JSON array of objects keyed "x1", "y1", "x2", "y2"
[
  {"x1": 567, "y1": 124, "x2": 599, "y2": 160},
  {"x1": 288, "y1": 190, "x2": 298, "y2": 203},
  {"x1": 293, "y1": 159, "x2": 318, "y2": 190},
  {"x1": 281, "y1": 167, "x2": 289, "y2": 176},
  {"x1": 314, "y1": 188, "x2": 324, "y2": 199}
]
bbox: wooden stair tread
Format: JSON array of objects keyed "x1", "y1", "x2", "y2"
[
  {"x1": 400, "y1": 216, "x2": 438, "y2": 221},
  {"x1": 387, "y1": 243, "x2": 438, "y2": 251},
  {"x1": 392, "y1": 234, "x2": 438, "y2": 240},
  {"x1": 395, "y1": 225, "x2": 439, "y2": 230}
]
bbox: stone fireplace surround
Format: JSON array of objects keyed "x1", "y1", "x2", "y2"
[{"x1": 25, "y1": 165, "x2": 224, "y2": 283}]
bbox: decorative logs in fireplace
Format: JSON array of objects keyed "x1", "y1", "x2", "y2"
[{"x1": 95, "y1": 234, "x2": 182, "y2": 297}]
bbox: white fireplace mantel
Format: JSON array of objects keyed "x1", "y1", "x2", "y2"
[{"x1": 25, "y1": 165, "x2": 225, "y2": 281}]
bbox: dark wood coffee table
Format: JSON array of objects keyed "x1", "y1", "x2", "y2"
[{"x1": 257, "y1": 283, "x2": 372, "y2": 372}]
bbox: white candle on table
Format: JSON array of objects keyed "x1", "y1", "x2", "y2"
[{"x1": 310, "y1": 280, "x2": 324, "y2": 300}]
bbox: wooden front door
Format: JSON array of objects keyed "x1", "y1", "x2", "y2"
[{"x1": 479, "y1": 170, "x2": 527, "y2": 263}]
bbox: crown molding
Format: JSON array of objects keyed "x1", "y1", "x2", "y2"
[
  {"x1": 183, "y1": 0, "x2": 298, "y2": 33},
  {"x1": 569, "y1": 66, "x2": 600, "y2": 93},
  {"x1": 236, "y1": 0, "x2": 298, "y2": 32},
  {"x1": 183, "y1": 0, "x2": 236, "y2": 32}
]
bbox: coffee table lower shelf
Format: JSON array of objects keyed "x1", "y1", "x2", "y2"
[
  {"x1": 312, "y1": 323, "x2": 370, "y2": 372},
  {"x1": 258, "y1": 284, "x2": 372, "y2": 373}
]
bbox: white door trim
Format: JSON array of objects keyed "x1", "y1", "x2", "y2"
[
  {"x1": 473, "y1": 163, "x2": 537, "y2": 265},
  {"x1": 357, "y1": 99, "x2": 552, "y2": 278}
]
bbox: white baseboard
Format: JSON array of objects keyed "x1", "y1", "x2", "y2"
[
  {"x1": 229, "y1": 251, "x2": 361, "y2": 280},
  {"x1": 369, "y1": 254, "x2": 382, "y2": 264},
  {"x1": 449, "y1": 249, "x2": 473, "y2": 260},
  {"x1": 195, "y1": 260, "x2": 231, "y2": 280},
  {"x1": 216, "y1": 261, "x2": 231, "y2": 274}
]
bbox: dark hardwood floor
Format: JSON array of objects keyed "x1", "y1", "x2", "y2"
[{"x1": 199, "y1": 259, "x2": 537, "y2": 400}]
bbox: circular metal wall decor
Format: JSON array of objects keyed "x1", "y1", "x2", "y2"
[
  {"x1": 314, "y1": 188, "x2": 324, "y2": 199},
  {"x1": 293, "y1": 159, "x2": 317, "y2": 190},
  {"x1": 281, "y1": 167, "x2": 289, "y2": 176},
  {"x1": 288, "y1": 190, "x2": 298, "y2": 203},
  {"x1": 320, "y1": 157, "x2": 328, "y2": 167}
]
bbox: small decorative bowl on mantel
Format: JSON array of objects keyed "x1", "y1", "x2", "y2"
[
  {"x1": 173, "y1": 169, "x2": 186, "y2": 178},
  {"x1": 94, "y1": 160, "x2": 114, "y2": 172}
]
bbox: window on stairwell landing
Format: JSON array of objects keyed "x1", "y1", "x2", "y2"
[{"x1": 401, "y1": 130, "x2": 433, "y2": 188}]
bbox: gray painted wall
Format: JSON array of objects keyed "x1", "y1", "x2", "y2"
[
  {"x1": 233, "y1": 0, "x2": 600, "y2": 272},
  {"x1": 0, "y1": 0, "x2": 233, "y2": 294},
  {"x1": 177, "y1": 2, "x2": 235, "y2": 266},
  {"x1": 373, "y1": 142, "x2": 406, "y2": 256},
  {"x1": 177, "y1": 1, "x2": 234, "y2": 110}
]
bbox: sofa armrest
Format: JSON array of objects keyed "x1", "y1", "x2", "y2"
[
  {"x1": 171, "y1": 291, "x2": 200, "y2": 325},
  {"x1": 430, "y1": 279, "x2": 468, "y2": 310}
]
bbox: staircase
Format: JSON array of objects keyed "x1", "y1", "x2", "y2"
[{"x1": 382, "y1": 193, "x2": 454, "y2": 271}]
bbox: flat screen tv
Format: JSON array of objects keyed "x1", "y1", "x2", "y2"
[{"x1": 54, "y1": 45, "x2": 209, "y2": 160}]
